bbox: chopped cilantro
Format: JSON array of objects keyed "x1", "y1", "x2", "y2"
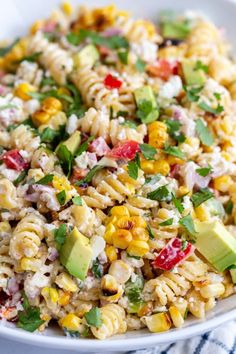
[
  {"x1": 172, "y1": 193, "x2": 184, "y2": 213},
  {"x1": 191, "y1": 188, "x2": 214, "y2": 208},
  {"x1": 76, "y1": 136, "x2": 94, "y2": 156},
  {"x1": 92, "y1": 259, "x2": 103, "y2": 279},
  {"x1": 163, "y1": 145, "x2": 185, "y2": 160},
  {"x1": 120, "y1": 120, "x2": 137, "y2": 128},
  {"x1": 179, "y1": 214, "x2": 196, "y2": 235},
  {"x1": 56, "y1": 190, "x2": 66, "y2": 205},
  {"x1": 72, "y1": 196, "x2": 83, "y2": 206},
  {"x1": 198, "y1": 101, "x2": 224, "y2": 115},
  {"x1": 56, "y1": 144, "x2": 73, "y2": 177},
  {"x1": 85, "y1": 307, "x2": 102, "y2": 328},
  {"x1": 135, "y1": 58, "x2": 146, "y2": 72},
  {"x1": 125, "y1": 276, "x2": 144, "y2": 304},
  {"x1": 54, "y1": 224, "x2": 67, "y2": 247},
  {"x1": 194, "y1": 60, "x2": 209, "y2": 73},
  {"x1": 17, "y1": 292, "x2": 44, "y2": 332},
  {"x1": 184, "y1": 85, "x2": 203, "y2": 102},
  {"x1": 29, "y1": 90, "x2": 73, "y2": 103},
  {"x1": 195, "y1": 119, "x2": 214, "y2": 147},
  {"x1": 136, "y1": 99, "x2": 159, "y2": 124},
  {"x1": 75, "y1": 165, "x2": 105, "y2": 186},
  {"x1": 159, "y1": 218, "x2": 173, "y2": 226},
  {"x1": 225, "y1": 199, "x2": 233, "y2": 215},
  {"x1": 0, "y1": 103, "x2": 17, "y2": 111},
  {"x1": 145, "y1": 174, "x2": 161, "y2": 185},
  {"x1": 196, "y1": 165, "x2": 212, "y2": 177},
  {"x1": 36, "y1": 174, "x2": 54, "y2": 185},
  {"x1": 140, "y1": 143, "x2": 157, "y2": 160},
  {"x1": 147, "y1": 225, "x2": 155, "y2": 239},
  {"x1": 18, "y1": 52, "x2": 42, "y2": 63},
  {"x1": 118, "y1": 49, "x2": 129, "y2": 65},
  {"x1": 214, "y1": 92, "x2": 221, "y2": 101},
  {"x1": 147, "y1": 185, "x2": 171, "y2": 201},
  {"x1": 165, "y1": 119, "x2": 185, "y2": 143},
  {"x1": 0, "y1": 38, "x2": 19, "y2": 57},
  {"x1": 13, "y1": 170, "x2": 27, "y2": 186},
  {"x1": 128, "y1": 153, "x2": 141, "y2": 180}
]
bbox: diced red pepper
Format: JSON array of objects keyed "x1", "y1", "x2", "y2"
[
  {"x1": 104, "y1": 74, "x2": 122, "y2": 89},
  {"x1": 106, "y1": 140, "x2": 140, "y2": 160},
  {"x1": 2, "y1": 150, "x2": 29, "y2": 171},
  {"x1": 147, "y1": 60, "x2": 179, "y2": 81},
  {"x1": 152, "y1": 237, "x2": 194, "y2": 271},
  {"x1": 169, "y1": 163, "x2": 180, "y2": 178},
  {"x1": 89, "y1": 137, "x2": 111, "y2": 156}
]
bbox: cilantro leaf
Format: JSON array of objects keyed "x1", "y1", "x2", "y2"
[
  {"x1": 196, "y1": 165, "x2": 212, "y2": 177},
  {"x1": 13, "y1": 170, "x2": 27, "y2": 186},
  {"x1": 56, "y1": 190, "x2": 66, "y2": 205},
  {"x1": 54, "y1": 224, "x2": 67, "y2": 247},
  {"x1": 92, "y1": 259, "x2": 103, "y2": 279},
  {"x1": 140, "y1": 143, "x2": 157, "y2": 160},
  {"x1": 76, "y1": 136, "x2": 94, "y2": 156},
  {"x1": 125, "y1": 276, "x2": 144, "y2": 304},
  {"x1": 0, "y1": 38, "x2": 19, "y2": 57},
  {"x1": 40, "y1": 127, "x2": 58, "y2": 143},
  {"x1": 36, "y1": 174, "x2": 54, "y2": 185},
  {"x1": 18, "y1": 52, "x2": 42, "y2": 63},
  {"x1": 135, "y1": 58, "x2": 146, "y2": 72},
  {"x1": 72, "y1": 196, "x2": 82, "y2": 206},
  {"x1": 118, "y1": 49, "x2": 129, "y2": 65},
  {"x1": 147, "y1": 185, "x2": 171, "y2": 201},
  {"x1": 75, "y1": 165, "x2": 105, "y2": 186},
  {"x1": 85, "y1": 307, "x2": 102, "y2": 328},
  {"x1": 172, "y1": 193, "x2": 184, "y2": 213},
  {"x1": 17, "y1": 293, "x2": 44, "y2": 332},
  {"x1": 120, "y1": 120, "x2": 138, "y2": 129},
  {"x1": 165, "y1": 119, "x2": 185, "y2": 143},
  {"x1": 214, "y1": 92, "x2": 221, "y2": 101},
  {"x1": 159, "y1": 218, "x2": 174, "y2": 226},
  {"x1": 191, "y1": 188, "x2": 214, "y2": 208},
  {"x1": 195, "y1": 119, "x2": 214, "y2": 147},
  {"x1": 225, "y1": 199, "x2": 233, "y2": 215},
  {"x1": 179, "y1": 214, "x2": 196, "y2": 235},
  {"x1": 184, "y1": 85, "x2": 203, "y2": 102},
  {"x1": 128, "y1": 153, "x2": 141, "y2": 180},
  {"x1": 56, "y1": 144, "x2": 73, "y2": 177},
  {"x1": 163, "y1": 145, "x2": 185, "y2": 160},
  {"x1": 198, "y1": 101, "x2": 224, "y2": 115},
  {"x1": 194, "y1": 60, "x2": 209, "y2": 73},
  {"x1": 29, "y1": 90, "x2": 73, "y2": 103},
  {"x1": 145, "y1": 174, "x2": 161, "y2": 185},
  {"x1": 147, "y1": 225, "x2": 155, "y2": 239},
  {"x1": 136, "y1": 99, "x2": 159, "y2": 124}
]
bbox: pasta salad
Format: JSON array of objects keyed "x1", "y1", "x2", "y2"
[{"x1": 0, "y1": 2, "x2": 236, "y2": 339}]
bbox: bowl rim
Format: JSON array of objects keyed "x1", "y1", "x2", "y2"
[{"x1": 1, "y1": 0, "x2": 236, "y2": 350}]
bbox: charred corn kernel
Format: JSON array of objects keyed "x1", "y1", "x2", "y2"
[
  {"x1": 105, "y1": 215, "x2": 118, "y2": 226},
  {"x1": 116, "y1": 216, "x2": 133, "y2": 229},
  {"x1": 110, "y1": 205, "x2": 130, "y2": 217},
  {"x1": 169, "y1": 306, "x2": 184, "y2": 328},
  {"x1": 55, "y1": 272, "x2": 78, "y2": 292},
  {"x1": 41, "y1": 287, "x2": 59, "y2": 303},
  {"x1": 104, "y1": 223, "x2": 116, "y2": 244},
  {"x1": 20, "y1": 257, "x2": 41, "y2": 272},
  {"x1": 32, "y1": 110, "x2": 51, "y2": 126},
  {"x1": 167, "y1": 155, "x2": 185, "y2": 165},
  {"x1": 101, "y1": 274, "x2": 121, "y2": 300},
  {"x1": 127, "y1": 240, "x2": 149, "y2": 257},
  {"x1": 0, "y1": 221, "x2": 11, "y2": 234},
  {"x1": 30, "y1": 20, "x2": 44, "y2": 34},
  {"x1": 42, "y1": 97, "x2": 63, "y2": 115},
  {"x1": 3, "y1": 38, "x2": 28, "y2": 71},
  {"x1": 75, "y1": 303, "x2": 93, "y2": 318},
  {"x1": 130, "y1": 216, "x2": 147, "y2": 228},
  {"x1": 109, "y1": 260, "x2": 132, "y2": 284},
  {"x1": 14, "y1": 82, "x2": 36, "y2": 101},
  {"x1": 143, "y1": 313, "x2": 171, "y2": 333},
  {"x1": 112, "y1": 229, "x2": 132, "y2": 249},
  {"x1": 58, "y1": 291, "x2": 71, "y2": 306},
  {"x1": 52, "y1": 175, "x2": 74, "y2": 201},
  {"x1": 59, "y1": 313, "x2": 82, "y2": 331},
  {"x1": 194, "y1": 204, "x2": 210, "y2": 221},
  {"x1": 213, "y1": 175, "x2": 233, "y2": 192},
  {"x1": 153, "y1": 160, "x2": 170, "y2": 176},
  {"x1": 137, "y1": 302, "x2": 153, "y2": 317},
  {"x1": 132, "y1": 227, "x2": 149, "y2": 241},
  {"x1": 177, "y1": 186, "x2": 191, "y2": 197},
  {"x1": 105, "y1": 245, "x2": 117, "y2": 262},
  {"x1": 140, "y1": 160, "x2": 155, "y2": 174},
  {"x1": 148, "y1": 121, "x2": 168, "y2": 149},
  {"x1": 200, "y1": 284, "x2": 225, "y2": 298},
  {"x1": 61, "y1": 1, "x2": 73, "y2": 15}
]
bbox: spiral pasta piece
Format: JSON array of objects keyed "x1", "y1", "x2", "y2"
[
  {"x1": 90, "y1": 304, "x2": 127, "y2": 339},
  {"x1": 125, "y1": 196, "x2": 158, "y2": 216},
  {"x1": 0, "y1": 178, "x2": 18, "y2": 209},
  {"x1": 10, "y1": 213, "x2": 46, "y2": 260},
  {"x1": 0, "y1": 223, "x2": 14, "y2": 290},
  {"x1": 27, "y1": 32, "x2": 73, "y2": 85},
  {"x1": 10, "y1": 124, "x2": 40, "y2": 157}
]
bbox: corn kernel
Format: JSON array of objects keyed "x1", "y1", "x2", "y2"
[
  {"x1": 105, "y1": 215, "x2": 118, "y2": 226},
  {"x1": 110, "y1": 205, "x2": 130, "y2": 217},
  {"x1": 30, "y1": 20, "x2": 44, "y2": 34},
  {"x1": 55, "y1": 272, "x2": 78, "y2": 292},
  {"x1": 41, "y1": 287, "x2": 59, "y2": 303},
  {"x1": 137, "y1": 302, "x2": 153, "y2": 317},
  {"x1": 213, "y1": 175, "x2": 233, "y2": 193},
  {"x1": 116, "y1": 216, "x2": 133, "y2": 229},
  {"x1": 104, "y1": 223, "x2": 116, "y2": 244},
  {"x1": 169, "y1": 306, "x2": 184, "y2": 328},
  {"x1": 148, "y1": 121, "x2": 168, "y2": 149},
  {"x1": 132, "y1": 227, "x2": 149, "y2": 241},
  {"x1": 20, "y1": 257, "x2": 41, "y2": 272},
  {"x1": 130, "y1": 216, "x2": 147, "y2": 228},
  {"x1": 152, "y1": 160, "x2": 170, "y2": 176},
  {"x1": 59, "y1": 313, "x2": 82, "y2": 331},
  {"x1": 58, "y1": 291, "x2": 71, "y2": 306},
  {"x1": 105, "y1": 245, "x2": 117, "y2": 262},
  {"x1": 42, "y1": 97, "x2": 63, "y2": 115},
  {"x1": 32, "y1": 110, "x2": 51, "y2": 126},
  {"x1": 109, "y1": 260, "x2": 132, "y2": 284},
  {"x1": 0, "y1": 221, "x2": 11, "y2": 234},
  {"x1": 14, "y1": 82, "x2": 36, "y2": 101},
  {"x1": 144, "y1": 313, "x2": 171, "y2": 333},
  {"x1": 167, "y1": 155, "x2": 185, "y2": 165},
  {"x1": 177, "y1": 186, "x2": 191, "y2": 197},
  {"x1": 112, "y1": 229, "x2": 132, "y2": 249},
  {"x1": 127, "y1": 240, "x2": 149, "y2": 257},
  {"x1": 61, "y1": 1, "x2": 73, "y2": 15},
  {"x1": 140, "y1": 160, "x2": 155, "y2": 174},
  {"x1": 194, "y1": 204, "x2": 210, "y2": 221}
]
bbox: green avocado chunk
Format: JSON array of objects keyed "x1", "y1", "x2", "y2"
[
  {"x1": 204, "y1": 198, "x2": 225, "y2": 219},
  {"x1": 182, "y1": 59, "x2": 206, "y2": 85},
  {"x1": 73, "y1": 44, "x2": 99, "y2": 68},
  {"x1": 194, "y1": 220, "x2": 236, "y2": 272},
  {"x1": 60, "y1": 227, "x2": 92, "y2": 280},
  {"x1": 134, "y1": 86, "x2": 159, "y2": 123},
  {"x1": 57, "y1": 130, "x2": 81, "y2": 156},
  {"x1": 162, "y1": 22, "x2": 190, "y2": 40}
]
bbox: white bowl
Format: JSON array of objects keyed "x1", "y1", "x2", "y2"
[{"x1": 1, "y1": 0, "x2": 236, "y2": 351}]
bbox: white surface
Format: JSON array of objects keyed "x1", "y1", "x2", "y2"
[{"x1": 1, "y1": 0, "x2": 236, "y2": 352}]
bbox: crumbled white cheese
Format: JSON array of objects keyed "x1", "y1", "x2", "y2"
[
  {"x1": 159, "y1": 76, "x2": 183, "y2": 100},
  {"x1": 66, "y1": 114, "x2": 79, "y2": 134},
  {"x1": 24, "y1": 99, "x2": 40, "y2": 115},
  {"x1": 75, "y1": 151, "x2": 97, "y2": 169},
  {"x1": 0, "y1": 163, "x2": 20, "y2": 181},
  {"x1": 130, "y1": 40, "x2": 158, "y2": 63},
  {"x1": 90, "y1": 235, "x2": 106, "y2": 260}
]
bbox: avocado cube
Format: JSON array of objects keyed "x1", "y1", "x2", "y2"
[
  {"x1": 182, "y1": 59, "x2": 206, "y2": 86},
  {"x1": 194, "y1": 220, "x2": 236, "y2": 272},
  {"x1": 73, "y1": 44, "x2": 99, "y2": 68},
  {"x1": 57, "y1": 130, "x2": 81, "y2": 156},
  {"x1": 162, "y1": 22, "x2": 189, "y2": 40},
  {"x1": 60, "y1": 227, "x2": 92, "y2": 280},
  {"x1": 134, "y1": 86, "x2": 159, "y2": 124}
]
